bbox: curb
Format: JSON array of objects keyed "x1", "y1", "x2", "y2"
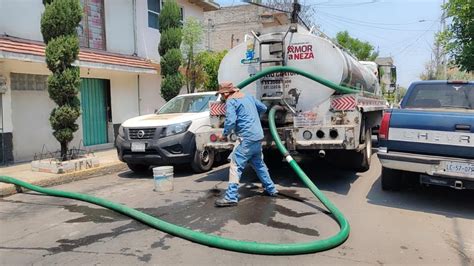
[{"x1": 0, "y1": 162, "x2": 128, "y2": 197}]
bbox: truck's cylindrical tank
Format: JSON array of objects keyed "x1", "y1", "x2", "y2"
[{"x1": 218, "y1": 31, "x2": 380, "y2": 112}]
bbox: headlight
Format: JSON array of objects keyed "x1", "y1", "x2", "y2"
[
  {"x1": 118, "y1": 125, "x2": 125, "y2": 138},
  {"x1": 163, "y1": 121, "x2": 192, "y2": 137}
]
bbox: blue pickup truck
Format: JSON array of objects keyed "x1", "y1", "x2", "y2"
[{"x1": 378, "y1": 80, "x2": 473, "y2": 190}]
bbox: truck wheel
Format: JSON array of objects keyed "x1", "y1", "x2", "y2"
[
  {"x1": 381, "y1": 167, "x2": 403, "y2": 191},
  {"x1": 127, "y1": 163, "x2": 150, "y2": 173},
  {"x1": 191, "y1": 148, "x2": 215, "y2": 173},
  {"x1": 346, "y1": 127, "x2": 372, "y2": 172}
]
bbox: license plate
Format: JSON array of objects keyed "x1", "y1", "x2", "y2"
[
  {"x1": 131, "y1": 142, "x2": 146, "y2": 152},
  {"x1": 445, "y1": 161, "x2": 474, "y2": 176}
]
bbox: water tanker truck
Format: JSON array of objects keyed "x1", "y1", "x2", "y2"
[{"x1": 196, "y1": 25, "x2": 394, "y2": 171}]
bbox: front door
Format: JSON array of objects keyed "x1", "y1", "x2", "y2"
[{"x1": 80, "y1": 78, "x2": 108, "y2": 146}]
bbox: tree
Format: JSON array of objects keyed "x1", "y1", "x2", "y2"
[
  {"x1": 182, "y1": 17, "x2": 204, "y2": 93},
  {"x1": 439, "y1": 0, "x2": 473, "y2": 71},
  {"x1": 336, "y1": 31, "x2": 379, "y2": 61},
  {"x1": 158, "y1": 0, "x2": 183, "y2": 101},
  {"x1": 41, "y1": 0, "x2": 82, "y2": 161},
  {"x1": 195, "y1": 50, "x2": 228, "y2": 91}
]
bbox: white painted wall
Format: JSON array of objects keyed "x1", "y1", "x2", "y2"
[
  {"x1": 2, "y1": 60, "x2": 83, "y2": 161},
  {"x1": 1, "y1": 59, "x2": 141, "y2": 162},
  {"x1": 0, "y1": 0, "x2": 44, "y2": 42},
  {"x1": 138, "y1": 74, "x2": 165, "y2": 115},
  {"x1": 104, "y1": 0, "x2": 135, "y2": 55},
  {"x1": 135, "y1": 0, "x2": 206, "y2": 63},
  {"x1": 110, "y1": 73, "x2": 140, "y2": 124}
]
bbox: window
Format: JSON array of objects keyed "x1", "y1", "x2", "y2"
[
  {"x1": 158, "y1": 95, "x2": 217, "y2": 114},
  {"x1": 148, "y1": 0, "x2": 161, "y2": 29},
  {"x1": 405, "y1": 83, "x2": 473, "y2": 109},
  {"x1": 10, "y1": 73, "x2": 48, "y2": 91}
]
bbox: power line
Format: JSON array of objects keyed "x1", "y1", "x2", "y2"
[
  {"x1": 312, "y1": 9, "x2": 437, "y2": 26},
  {"x1": 308, "y1": 0, "x2": 380, "y2": 8},
  {"x1": 317, "y1": 10, "x2": 438, "y2": 32},
  {"x1": 392, "y1": 20, "x2": 438, "y2": 57}
]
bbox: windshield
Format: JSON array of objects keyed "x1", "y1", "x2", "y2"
[
  {"x1": 157, "y1": 94, "x2": 217, "y2": 114},
  {"x1": 403, "y1": 83, "x2": 473, "y2": 109}
]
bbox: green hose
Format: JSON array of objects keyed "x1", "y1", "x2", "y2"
[
  {"x1": 0, "y1": 67, "x2": 351, "y2": 255},
  {"x1": 235, "y1": 65, "x2": 374, "y2": 96}
]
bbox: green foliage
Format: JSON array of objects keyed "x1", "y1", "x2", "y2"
[
  {"x1": 47, "y1": 68, "x2": 80, "y2": 106},
  {"x1": 50, "y1": 105, "x2": 80, "y2": 131},
  {"x1": 41, "y1": 0, "x2": 82, "y2": 160},
  {"x1": 52, "y1": 127, "x2": 76, "y2": 143},
  {"x1": 158, "y1": 28, "x2": 182, "y2": 56},
  {"x1": 195, "y1": 50, "x2": 228, "y2": 91},
  {"x1": 160, "y1": 49, "x2": 182, "y2": 76},
  {"x1": 182, "y1": 17, "x2": 204, "y2": 93},
  {"x1": 45, "y1": 35, "x2": 79, "y2": 72},
  {"x1": 440, "y1": 0, "x2": 474, "y2": 71},
  {"x1": 159, "y1": 0, "x2": 183, "y2": 101},
  {"x1": 161, "y1": 74, "x2": 184, "y2": 101},
  {"x1": 40, "y1": 0, "x2": 82, "y2": 43},
  {"x1": 50, "y1": 105, "x2": 80, "y2": 144},
  {"x1": 159, "y1": 0, "x2": 182, "y2": 33},
  {"x1": 336, "y1": 31, "x2": 379, "y2": 61},
  {"x1": 182, "y1": 17, "x2": 203, "y2": 58}
]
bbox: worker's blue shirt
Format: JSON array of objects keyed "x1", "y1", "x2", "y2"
[{"x1": 223, "y1": 94, "x2": 267, "y2": 142}]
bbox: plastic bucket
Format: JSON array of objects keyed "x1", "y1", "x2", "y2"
[{"x1": 153, "y1": 166, "x2": 174, "y2": 192}]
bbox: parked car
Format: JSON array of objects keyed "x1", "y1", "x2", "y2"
[
  {"x1": 116, "y1": 92, "x2": 218, "y2": 173},
  {"x1": 378, "y1": 80, "x2": 473, "y2": 190}
]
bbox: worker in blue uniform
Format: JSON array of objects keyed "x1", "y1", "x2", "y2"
[{"x1": 215, "y1": 82, "x2": 278, "y2": 207}]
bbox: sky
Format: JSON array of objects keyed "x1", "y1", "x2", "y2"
[{"x1": 215, "y1": 0, "x2": 445, "y2": 87}]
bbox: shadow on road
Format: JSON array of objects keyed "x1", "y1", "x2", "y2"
[
  {"x1": 366, "y1": 174, "x2": 474, "y2": 220},
  {"x1": 194, "y1": 155, "x2": 361, "y2": 196}
]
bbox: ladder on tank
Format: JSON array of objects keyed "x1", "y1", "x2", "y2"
[{"x1": 251, "y1": 26, "x2": 296, "y2": 102}]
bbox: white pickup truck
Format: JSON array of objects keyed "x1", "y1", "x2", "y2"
[{"x1": 115, "y1": 92, "x2": 218, "y2": 173}]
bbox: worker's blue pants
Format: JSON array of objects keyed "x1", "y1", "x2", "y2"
[{"x1": 224, "y1": 140, "x2": 277, "y2": 202}]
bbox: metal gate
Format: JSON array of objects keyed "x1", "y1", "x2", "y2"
[{"x1": 80, "y1": 78, "x2": 108, "y2": 146}]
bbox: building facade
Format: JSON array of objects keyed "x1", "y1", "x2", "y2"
[
  {"x1": 204, "y1": 4, "x2": 290, "y2": 52},
  {"x1": 0, "y1": 0, "x2": 218, "y2": 163}
]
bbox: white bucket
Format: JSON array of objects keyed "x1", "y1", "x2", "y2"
[{"x1": 153, "y1": 166, "x2": 174, "y2": 192}]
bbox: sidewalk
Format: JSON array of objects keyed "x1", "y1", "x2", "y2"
[{"x1": 0, "y1": 149, "x2": 127, "y2": 197}]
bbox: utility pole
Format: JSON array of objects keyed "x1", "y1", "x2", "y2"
[
  {"x1": 291, "y1": 0, "x2": 300, "y2": 24},
  {"x1": 441, "y1": 0, "x2": 447, "y2": 79}
]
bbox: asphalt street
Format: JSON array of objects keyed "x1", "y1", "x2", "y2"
[{"x1": 1, "y1": 154, "x2": 473, "y2": 265}]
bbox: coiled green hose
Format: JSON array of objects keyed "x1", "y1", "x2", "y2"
[{"x1": 0, "y1": 66, "x2": 351, "y2": 255}]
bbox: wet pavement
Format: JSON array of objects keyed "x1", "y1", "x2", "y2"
[{"x1": 0, "y1": 155, "x2": 473, "y2": 265}]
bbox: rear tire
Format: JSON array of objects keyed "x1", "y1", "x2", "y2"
[
  {"x1": 127, "y1": 163, "x2": 150, "y2": 173},
  {"x1": 191, "y1": 148, "x2": 215, "y2": 173},
  {"x1": 381, "y1": 167, "x2": 403, "y2": 191}
]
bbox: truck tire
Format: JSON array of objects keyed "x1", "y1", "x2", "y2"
[
  {"x1": 127, "y1": 163, "x2": 150, "y2": 173},
  {"x1": 191, "y1": 148, "x2": 215, "y2": 173},
  {"x1": 346, "y1": 127, "x2": 372, "y2": 172},
  {"x1": 381, "y1": 167, "x2": 403, "y2": 191}
]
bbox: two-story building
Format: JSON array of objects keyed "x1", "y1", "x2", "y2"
[{"x1": 0, "y1": 0, "x2": 219, "y2": 164}]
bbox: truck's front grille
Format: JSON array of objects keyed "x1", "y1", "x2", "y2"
[{"x1": 128, "y1": 128, "x2": 156, "y2": 140}]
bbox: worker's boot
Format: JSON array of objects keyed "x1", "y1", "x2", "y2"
[
  {"x1": 263, "y1": 189, "x2": 278, "y2": 197},
  {"x1": 215, "y1": 197, "x2": 238, "y2": 207}
]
